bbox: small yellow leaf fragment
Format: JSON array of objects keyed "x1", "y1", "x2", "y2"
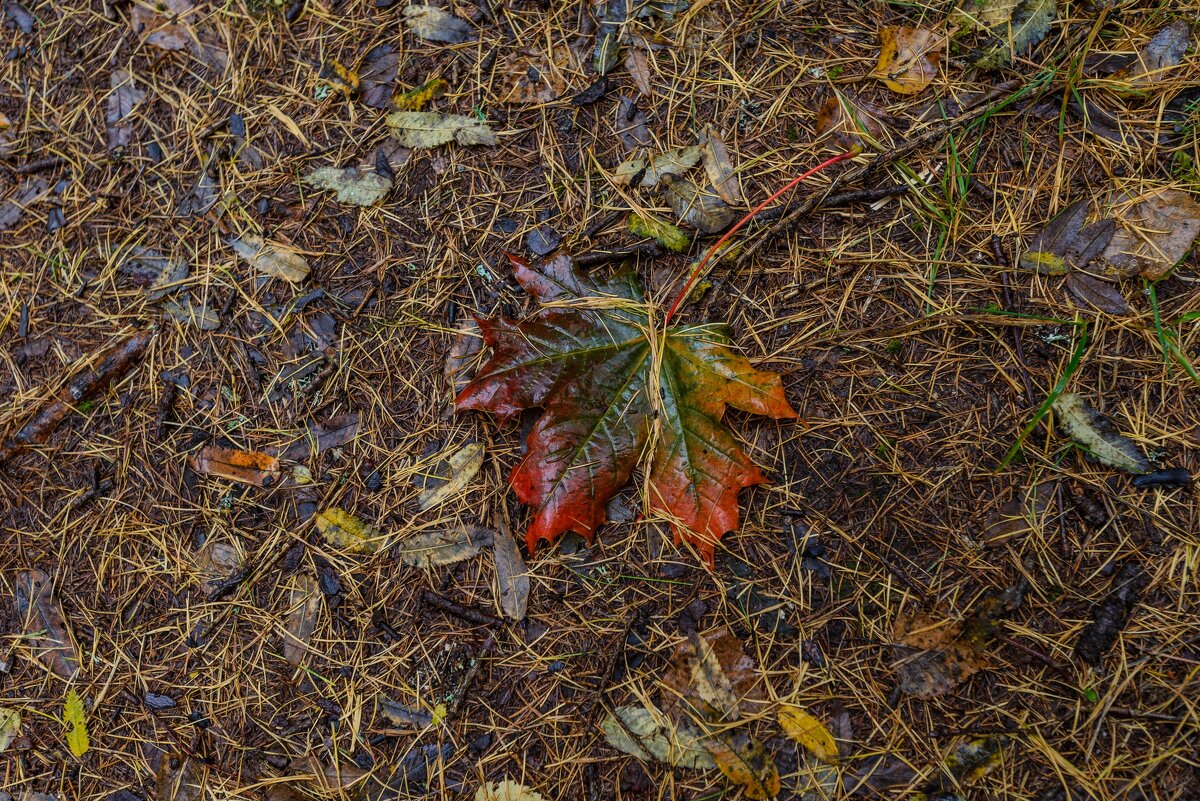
[
  {"x1": 431, "y1": 703, "x2": 447, "y2": 726},
  {"x1": 475, "y1": 779, "x2": 548, "y2": 801},
  {"x1": 315, "y1": 507, "x2": 383, "y2": 553},
  {"x1": 64, "y1": 689, "x2": 89, "y2": 757},
  {"x1": 777, "y1": 703, "x2": 839, "y2": 764},
  {"x1": 417, "y1": 442, "x2": 485, "y2": 510},
  {"x1": 393, "y1": 78, "x2": 450, "y2": 111}
]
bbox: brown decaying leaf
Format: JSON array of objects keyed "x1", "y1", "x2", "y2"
[
  {"x1": 107, "y1": 69, "x2": 146, "y2": 150},
  {"x1": 156, "y1": 754, "x2": 204, "y2": 801},
  {"x1": 1019, "y1": 199, "x2": 1088, "y2": 275},
  {"x1": 0, "y1": 177, "x2": 47, "y2": 229},
  {"x1": 190, "y1": 445, "x2": 282, "y2": 487},
  {"x1": 892, "y1": 612, "x2": 988, "y2": 697},
  {"x1": 870, "y1": 27, "x2": 941, "y2": 94},
  {"x1": 492, "y1": 523, "x2": 530, "y2": 621},
  {"x1": 664, "y1": 627, "x2": 761, "y2": 719},
  {"x1": 662, "y1": 173, "x2": 735, "y2": 233},
  {"x1": 131, "y1": 0, "x2": 193, "y2": 50},
  {"x1": 625, "y1": 48, "x2": 652, "y2": 95},
  {"x1": 1064, "y1": 272, "x2": 1130, "y2": 315},
  {"x1": 161, "y1": 297, "x2": 220, "y2": 331},
  {"x1": 282, "y1": 574, "x2": 320, "y2": 666},
  {"x1": 1076, "y1": 562, "x2": 1147, "y2": 667},
  {"x1": 359, "y1": 44, "x2": 399, "y2": 108},
  {"x1": 444, "y1": 321, "x2": 484, "y2": 397},
  {"x1": 815, "y1": 91, "x2": 887, "y2": 153},
  {"x1": 1052, "y1": 393, "x2": 1152, "y2": 474},
  {"x1": 378, "y1": 696, "x2": 434, "y2": 728},
  {"x1": 699, "y1": 125, "x2": 742, "y2": 205},
  {"x1": 416, "y1": 442, "x2": 484, "y2": 510},
  {"x1": 229, "y1": 235, "x2": 310, "y2": 283},
  {"x1": 387, "y1": 111, "x2": 498, "y2": 148},
  {"x1": 15, "y1": 569, "x2": 81, "y2": 679},
  {"x1": 498, "y1": 47, "x2": 570, "y2": 105},
  {"x1": 982, "y1": 479, "x2": 1058, "y2": 543},
  {"x1": 395, "y1": 525, "x2": 492, "y2": 568},
  {"x1": 1126, "y1": 21, "x2": 1191, "y2": 85},
  {"x1": 1099, "y1": 189, "x2": 1200, "y2": 280},
  {"x1": 279, "y1": 413, "x2": 360, "y2": 461}
]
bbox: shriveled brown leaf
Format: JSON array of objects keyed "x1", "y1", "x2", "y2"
[
  {"x1": 444, "y1": 321, "x2": 484, "y2": 397},
  {"x1": 395, "y1": 525, "x2": 492, "y2": 568},
  {"x1": 498, "y1": 47, "x2": 570, "y2": 104},
  {"x1": 131, "y1": 0, "x2": 193, "y2": 50},
  {"x1": 815, "y1": 91, "x2": 887, "y2": 153},
  {"x1": 156, "y1": 753, "x2": 204, "y2": 801},
  {"x1": 892, "y1": 612, "x2": 987, "y2": 697},
  {"x1": 625, "y1": 48, "x2": 652, "y2": 95},
  {"x1": 662, "y1": 174, "x2": 735, "y2": 233},
  {"x1": 229, "y1": 235, "x2": 310, "y2": 283},
  {"x1": 107, "y1": 69, "x2": 145, "y2": 151},
  {"x1": 1064, "y1": 272, "x2": 1131, "y2": 315},
  {"x1": 378, "y1": 696, "x2": 434, "y2": 728},
  {"x1": 870, "y1": 27, "x2": 941, "y2": 94},
  {"x1": 664, "y1": 627, "x2": 761, "y2": 719},
  {"x1": 416, "y1": 442, "x2": 484, "y2": 510},
  {"x1": 278, "y1": 413, "x2": 360, "y2": 461},
  {"x1": 492, "y1": 524, "x2": 530, "y2": 621},
  {"x1": 359, "y1": 44, "x2": 399, "y2": 108},
  {"x1": 190, "y1": 445, "x2": 282, "y2": 487},
  {"x1": 282, "y1": 574, "x2": 320, "y2": 666},
  {"x1": 15, "y1": 569, "x2": 81, "y2": 679},
  {"x1": 982, "y1": 479, "x2": 1058, "y2": 543},
  {"x1": 1098, "y1": 189, "x2": 1200, "y2": 279}
]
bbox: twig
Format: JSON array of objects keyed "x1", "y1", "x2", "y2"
[
  {"x1": 12, "y1": 156, "x2": 66, "y2": 175},
  {"x1": 420, "y1": 589, "x2": 503, "y2": 627}
]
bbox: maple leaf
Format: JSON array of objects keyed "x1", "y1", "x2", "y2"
[{"x1": 456, "y1": 253, "x2": 796, "y2": 563}]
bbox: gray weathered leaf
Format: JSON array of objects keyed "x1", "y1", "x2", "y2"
[
  {"x1": 378, "y1": 696, "x2": 434, "y2": 728},
  {"x1": 0, "y1": 707, "x2": 21, "y2": 753},
  {"x1": 14, "y1": 569, "x2": 81, "y2": 679},
  {"x1": 0, "y1": 178, "x2": 48, "y2": 229},
  {"x1": 1065, "y1": 219, "x2": 1115, "y2": 270},
  {"x1": 1064, "y1": 272, "x2": 1130, "y2": 316},
  {"x1": 600, "y1": 704, "x2": 716, "y2": 769},
  {"x1": 282, "y1": 574, "x2": 320, "y2": 666},
  {"x1": 161, "y1": 297, "x2": 221, "y2": 330},
  {"x1": 951, "y1": 0, "x2": 1020, "y2": 32},
  {"x1": 662, "y1": 174, "x2": 735, "y2": 233},
  {"x1": 1052, "y1": 393, "x2": 1152, "y2": 474},
  {"x1": 303, "y1": 165, "x2": 392, "y2": 206},
  {"x1": 360, "y1": 44, "x2": 399, "y2": 108},
  {"x1": 492, "y1": 527, "x2": 530, "y2": 621},
  {"x1": 395, "y1": 525, "x2": 492, "y2": 568},
  {"x1": 387, "y1": 111, "x2": 498, "y2": 149},
  {"x1": 403, "y1": 4, "x2": 472, "y2": 44},
  {"x1": 1098, "y1": 189, "x2": 1200, "y2": 280},
  {"x1": 1128, "y1": 21, "x2": 1191, "y2": 84},
  {"x1": 700, "y1": 125, "x2": 742, "y2": 205},
  {"x1": 976, "y1": 0, "x2": 1055, "y2": 68},
  {"x1": 1019, "y1": 199, "x2": 1088, "y2": 275},
  {"x1": 982, "y1": 479, "x2": 1057, "y2": 543},
  {"x1": 643, "y1": 145, "x2": 703, "y2": 186},
  {"x1": 416, "y1": 442, "x2": 484, "y2": 510},
  {"x1": 107, "y1": 69, "x2": 146, "y2": 151},
  {"x1": 229, "y1": 234, "x2": 310, "y2": 283}
]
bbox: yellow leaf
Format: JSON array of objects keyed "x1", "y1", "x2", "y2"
[
  {"x1": 870, "y1": 27, "x2": 942, "y2": 95},
  {"x1": 315, "y1": 507, "x2": 384, "y2": 553},
  {"x1": 64, "y1": 689, "x2": 89, "y2": 757},
  {"x1": 703, "y1": 730, "x2": 781, "y2": 800},
  {"x1": 431, "y1": 703, "x2": 447, "y2": 726},
  {"x1": 393, "y1": 78, "x2": 449, "y2": 111},
  {"x1": 0, "y1": 707, "x2": 21, "y2": 753},
  {"x1": 777, "y1": 703, "x2": 839, "y2": 764},
  {"x1": 416, "y1": 442, "x2": 485, "y2": 510},
  {"x1": 475, "y1": 779, "x2": 548, "y2": 801}
]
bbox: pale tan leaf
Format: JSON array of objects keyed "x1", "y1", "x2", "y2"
[
  {"x1": 662, "y1": 174, "x2": 735, "y2": 233},
  {"x1": 229, "y1": 235, "x2": 310, "y2": 283},
  {"x1": 302, "y1": 165, "x2": 392, "y2": 206},
  {"x1": 778, "y1": 704, "x2": 839, "y2": 764},
  {"x1": 870, "y1": 27, "x2": 941, "y2": 94},
  {"x1": 0, "y1": 707, "x2": 21, "y2": 753},
  {"x1": 976, "y1": 0, "x2": 1055, "y2": 68},
  {"x1": 1099, "y1": 189, "x2": 1200, "y2": 280},
  {"x1": 600, "y1": 704, "x2": 715, "y2": 769},
  {"x1": 475, "y1": 779, "x2": 548, "y2": 801},
  {"x1": 282, "y1": 575, "x2": 320, "y2": 666},
  {"x1": 625, "y1": 48, "x2": 652, "y2": 95},
  {"x1": 315, "y1": 507, "x2": 385, "y2": 554},
  {"x1": 642, "y1": 145, "x2": 703, "y2": 186},
  {"x1": 417, "y1": 442, "x2": 485, "y2": 510},
  {"x1": 699, "y1": 126, "x2": 742, "y2": 205},
  {"x1": 396, "y1": 525, "x2": 492, "y2": 568},
  {"x1": 387, "y1": 111, "x2": 497, "y2": 148},
  {"x1": 14, "y1": 569, "x2": 81, "y2": 679},
  {"x1": 492, "y1": 527, "x2": 530, "y2": 621},
  {"x1": 404, "y1": 4, "x2": 472, "y2": 44},
  {"x1": 1052, "y1": 393, "x2": 1152, "y2": 474},
  {"x1": 131, "y1": 0, "x2": 194, "y2": 50}
]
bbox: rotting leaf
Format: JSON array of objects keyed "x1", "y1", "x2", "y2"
[
  {"x1": 107, "y1": 69, "x2": 145, "y2": 151},
  {"x1": 1052, "y1": 393, "x2": 1152, "y2": 474},
  {"x1": 1098, "y1": 189, "x2": 1200, "y2": 280},
  {"x1": 870, "y1": 27, "x2": 941, "y2": 95},
  {"x1": 475, "y1": 779, "x2": 548, "y2": 801},
  {"x1": 282, "y1": 574, "x2": 320, "y2": 666},
  {"x1": 1066, "y1": 219, "x2": 1115, "y2": 270},
  {"x1": 1126, "y1": 21, "x2": 1191, "y2": 85},
  {"x1": 416, "y1": 441, "x2": 484, "y2": 510},
  {"x1": 190, "y1": 444, "x2": 282, "y2": 487},
  {"x1": 950, "y1": 0, "x2": 1020, "y2": 32},
  {"x1": 395, "y1": 525, "x2": 492, "y2": 568},
  {"x1": 1064, "y1": 273, "x2": 1130, "y2": 316},
  {"x1": 593, "y1": 0, "x2": 630, "y2": 75},
  {"x1": 387, "y1": 111, "x2": 498, "y2": 148},
  {"x1": 229, "y1": 235, "x2": 310, "y2": 283},
  {"x1": 14, "y1": 569, "x2": 80, "y2": 679},
  {"x1": 456, "y1": 253, "x2": 795, "y2": 562},
  {"x1": 893, "y1": 612, "x2": 989, "y2": 698},
  {"x1": 699, "y1": 125, "x2": 742, "y2": 205},
  {"x1": 316, "y1": 507, "x2": 384, "y2": 554},
  {"x1": 0, "y1": 178, "x2": 47, "y2": 230},
  {"x1": 156, "y1": 753, "x2": 203, "y2": 801},
  {"x1": 64, "y1": 688, "x2": 88, "y2": 757},
  {"x1": 359, "y1": 44, "x2": 399, "y2": 108},
  {"x1": 492, "y1": 524, "x2": 530, "y2": 621},
  {"x1": 1019, "y1": 199, "x2": 1089, "y2": 275},
  {"x1": 0, "y1": 707, "x2": 20, "y2": 753},
  {"x1": 629, "y1": 212, "x2": 690, "y2": 253},
  {"x1": 642, "y1": 145, "x2": 704, "y2": 186},
  {"x1": 279, "y1": 413, "x2": 360, "y2": 461},
  {"x1": 303, "y1": 165, "x2": 392, "y2": 206},
  {"x1": 600, "y1": 704, "x2": 716, "y2": 769},
  {"x1": 662, "y1": 174, "x2": 736, "y2": 233},
  {"x1": 393, "y1": 77, "x2": 449, "y2": 111},
  {"x1": 131, "y1": 0, "x2": 193, "y2": 50},
  {"x1": 944, "y1": 735, "x2": 1008, "y2": 783},
  {"x1": 161, "y1": 297, "x2": 221, "y2": 331},
  {"x1": 378, "y1": 696, "x2": 434, "y2": 728},
  {"x1": 403, "y1": 4, "x2": 473, "y2": 44},
  {"x1": 976, "y1": 0, "x2": 1055, "y2": 69},
  {"x1": 1075, "y1": 562, "x2": 1147, "y2": 667},
  {"x1": 445, "y1": 321, "x2": 484, "y2": 397},
  {"x1": 625, "y1": 48, "x2": 652, "y2": 95},
  {"x1": 778, "y1": 704, "x2": 839, "y2": 765},
  {"x1": 816, "y1": 91, "x2": 887, "y2": 153},
  {"x1": 664, "y1": 628, "x2": 761, "y2": 721},
  {"x1": 982, "y1": 479, "x2": 1057, "y2": 543},
  {"x1": 499, "y1": 47, "x2": 569, "y2": 105},
  {"x1": 704, "y1": 730, "x2": 782, "y2": 801}
]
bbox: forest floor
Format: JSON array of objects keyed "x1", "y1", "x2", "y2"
[{"x1": 1, "y1": 0, "x2": 1198, "y2": 799}]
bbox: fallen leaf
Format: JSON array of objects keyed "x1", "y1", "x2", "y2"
[
  {"x1": 378, "y1": 696, "x2": 434, "y2": 728},
  {"x1": 1098, "y1": 189, "x2": 1200, "y2": 280},
  {"x1": 492, "y1": 525, "x2": 530, "y2": 621},
  {"x1": 14, "y1": 569, "x2": 81, "y2": 679},
  {"x1": 282, "y1": 574, "x2": 320, "y2": 666},
  {"x1": 416, "y1": 442, "x2": 485, "y2": 510},
  {"x1": 943, "y1": 735, "x2": 1008, "y2": 783},
  {"x1": 600, "y1": 704, "x2": 716, "y2": 769},
  {"x1": 640, "y1": 145, "x2": 703, "y2": 186},
  {"x1": 395, "y1": 525, "x2": 492, "y2": 568},
  {"x1": 699, "y1": 125, "x2": 742, "y2": 205},
  {"x1": 593, "y1": 0, "x2": 629, "y2": 75},
  {"x1": 0, "y1": 707, "x2": 21, "y2": 753},
  {"x1": 456, "y1": 253, "x2": 795, "y2": 562},
  {"x1": 475, "y1": 779, "x2": 548, "y2": 801},
  {"x1": 107, "y1": 69, "x2": 145, "y2": 151},
  {"x1": 1052, "y1": 393, "x2": 1152, "y2": 474},
  {"x1": 625, "y1": 48, "x2": 652, "y2": 94},
  {"x1": 156, "y1": 754, "x2": 203, "y2": 801},
  {"x1": 816, "y1": 91, "x2": 887, "y2": 153},
  {"x1": 279, "y1": 413, "x2": 361, "y2": 461},
  {"x1": 976, "y1": 0, "x2": 1055, "y2": 68},
  {"x1": 0, "y1": 178, "x2": 48, "y2": 229},
  {"x1": 704, "y1": 730, "x2": 782, "y2": 801},
  {"x1": 871, "y1": 27, "x2": 941, "y2": 95},
  {"x1": 161, "y1": 297, "x2": 220, "y2": 331},
  {"x1": 302, "y1": 164, "x2": 393, "y2": 206},
  {"x1": 3, "y1": 1, "x2": 34, "y2": 35},
  {"x1": 229, "y1": 235, "x2": 310, "y2": 283},
  {"x1": 120, "y1": 248, "x2": 190, "y2": 303},
  {"x1": 64, "y1": 688, "x2": 88, "y2": 757},
  {"x1": 893, "y1": 612, "x2": 988, "y2": 698},
  {"x1": 1019, "y1": 199, "x2": 1089, "y2": 275},
  {"x1": 404, "y1": 4, "x2": 472, "y2": 44},
  {"x1": 289, "y1": 755, "x2": 367, "y2": 796},
  {"x1": 982, "y1": 479, "x2": 1058, "y2": 543},
  {"x1": 1064, "y1": 272, "x2": 1130, "y2": 315},
  {"x1": 359, "y1": 43, "x2": 399, "y2": 108},
  {"x1": 616, "y1": 96, "x2": 651, "y2": 150},
  {"x1": 316, "y1": 60, "x2": 359, "y2": 97},
  {"x1": 393, "y1": 77, "x2": 449, "y2": 111},
  {"x1": 131, "y1": 0, "x2": 193, "y2": 50},
  {"x1": 445, "y1": 321, "x2": 485, "y2": 397},
  {"x1": 387, "y1": 111, "x2": 498, "y2": 148},
  {"x1": 1075, "y1": 563, "x2": 1147, "y2": 667},
  {"x1": 1126, "y1": 21, "x2": 1191, "y2": 85},
  {"x1": 1066, "y1": 219, "x2": 1116, "y2": 270},
  {"x1": 778, "y1": 704, "x2": 839, "y2": 765},
  {"x1": 190, "y1": 445, "x2": 282, "y2": 487},
  {"x1": 316, "y1": 508, "x2": 385, "y2": 554},
  {"x1": 950, "y1": 0, "x2": 1020, "y2": 32},
  {"x1": 499, "y1": 47, "x2": 569, "y2": 104},
  {"x1": 629, "y1": 212, "x2": 690, "y2": 252},
  {"x1": 662, "y1": 174, "x2": 736, "y2": 233}
]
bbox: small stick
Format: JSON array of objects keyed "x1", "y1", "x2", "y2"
[
  {"x1": 13, "y1": 156, "x2": 66, "y2": 175},
  {"x1": 993, "y1": 235, "x2": 1035, "y2": 402},
  {"x1": 420, "y1": 589, "x2": 502, "y2": 627}
]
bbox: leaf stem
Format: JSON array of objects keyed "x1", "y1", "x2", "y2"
[{"x1": 662, "y1": 151, "x2": 858, "y2": 327}]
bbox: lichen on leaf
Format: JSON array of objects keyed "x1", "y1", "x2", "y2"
[{"x1": 455, "y1": 253, "x2": 796, "y2": 563}]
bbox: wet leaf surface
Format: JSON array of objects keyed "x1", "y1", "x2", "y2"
[
  {"x1": 871, "y1": 27, "x2": 941, "y2": 94},
  {"x1": 1076, "y1": 563, "x2": 1147, "y2": 667},
  {"x1": 492, "y1": 525, "x2": 530, "y2": 621},
  {"x1": 387, "y1": 111, "x2": 498, "y2": 148},
  {"x1": 1052, "y1": 393, "x2": 1152, "y2": 474},
  {"x1": 976, "y1": 0, "x2": 1055, "y2": 68},
  {"x1": 778, "y1": 704, "x2": 839, "y2": 764},
  {"x1": 303, "y1": 165, "x2": 393, "y2": 206},
  {"x1": 403, "y1": 4, "x2": 472, "y2": 44},
  {"x1": 416, "y1": 441, "x2": 484, "y2": 510},
  {"x1": 600, "y1": 704, "x2": 716, "y2": 769},
  {"x1": 662, "y1": 174, "x2": 736, "y2": 233},
  {"x1": 395, "y1": 525, "x2": 491, "y2": 568},
  {"x1": 1098, "y1": 189, "x2": 1200, "y2": 279},
  {"x1": 190, "y1": 445, "x2": 282, "y2": 487},
  {"x1": 229, "y1": 235, "x2": 310, "y2": 283},
  {"x1": 316, "y1": 508, "x2": 384, "y2": 553},
  {"x1": 1064, "y1": 272, "x2": 1130, "y2": 315},
  {"x1": 282, "y1": 574, "x2": 320, "y2": 666}
]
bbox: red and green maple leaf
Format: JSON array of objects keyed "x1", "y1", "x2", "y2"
[{"x1": 456, "y1": 253, "x2": 796, "y2": 563}]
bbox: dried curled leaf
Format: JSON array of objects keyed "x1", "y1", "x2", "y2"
[
  {"x1": 316, "y1": 507, "x2": 384, "y2": 554},
  {"x1": 302, "y1": 165, "x2": 392, "y2": 206},
  {"x1": 1052, "y1": 393, "x2": 1152, "y2": 474},
  {"x1": 416, "y1": 442, "x2": 485, "y2": 510},
  {"x1": 190, "y1": 445, "x2": 282, "y2": 487},
  {"x1": 395, "y1": 525, "x2": 492, "y2": 568},
  {"x1": 1064, "y1": 273, "x2": 1130, "y2": 316},
  {"x1": 871, "y1": 27, "x2": 941, "y2": 94},
  {"x1": 282, "y1": 574, "x2": 320, "y2": 666},
  {"x1": 475, "y1": 780, "x2": 548, "y2": 801},
  {"x1": 778, "y1": 704, "x2": 838, "y2": 765},
  {"x1": 404, "y1": 4, "x2": 473, "y2": 44},
  {"x1": 229, "y1": 235, "x2": 310, "y2": 283},
  {"x1": 64, "y1": 689, "x2": 88, "y2": 757},
  {"x1": 662, "y1": 173, "x2": 736, "y2": 233},
  {"x1": 14, "y1": 569, "x2": 80, "y2": 679},
  {"x1": 387, "y1": 111, "x2": 498, "y2": 148},
  {"x1": 601, "y1": 704, "x2": 716, "y2": 769},
  {"x1": 976, "y1": 0, "x2": 1055, "y2": 68}
]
